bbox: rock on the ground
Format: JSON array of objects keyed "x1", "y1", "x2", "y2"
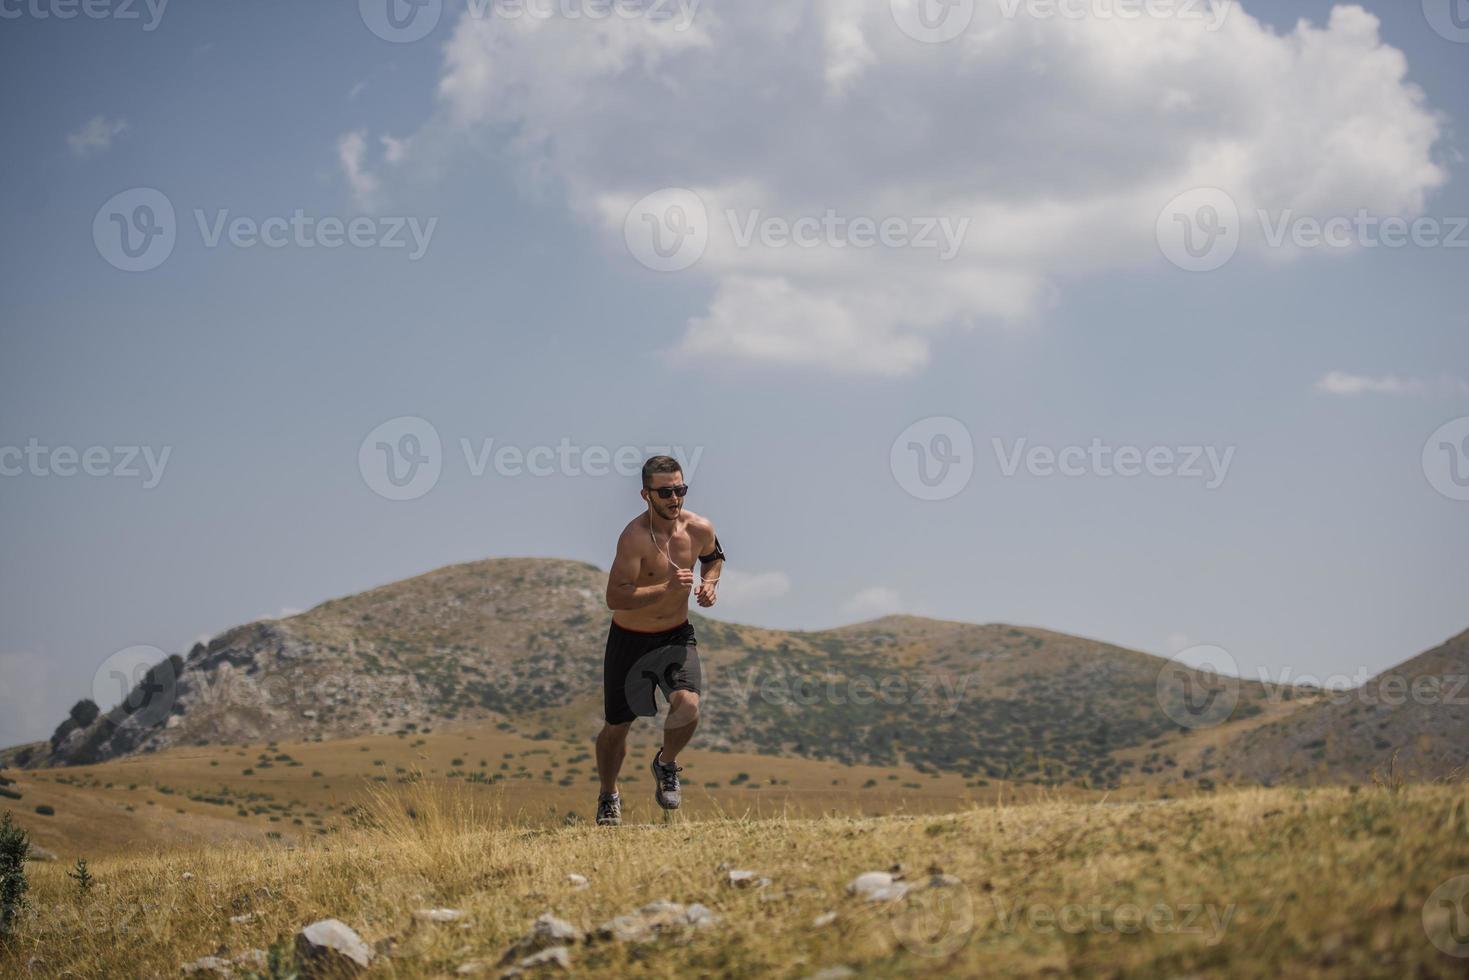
[
  {"x1": 565, "y1": 873, "x2": 588, "y2": 890},
  {"x1": 499, "y1": 913, "x2": 583, "y2": 963},
  {"x1": 499, "y1": 945, "x2": 571, "y2": 977},
  {"x1": 233, "y1": 949, "x2": 268, "y2": 970},
  {"x1": 807, "y1": 968, "x2": 856, "y2": 980},
  {"x1": 26, "y1": 845, "x2": 57, "y2": 862},
  {"x1": 414, "y1": 907, "x2": 467, "y2": 923},
  {"x1": 847, "y1": 871, "x2": 909, "y2": 902},
  {"x1": 180, "y1": 955, "x2": 233, "y2": 976},
  {"x1": 727, "y1": 870, "x2": 770, "y2": 888},
  {"x1": 927, "y1": 873, "x2": 962, "y2": 888},
  {"x1": 294, "y1": 918, "x2": 373, "y2": 977},
  {"x1": 592, "y1": 900, "x2": 720, "y2": 943},
  {"x1": 811, "y1": 911, "x2": 838, "y2": 928}
]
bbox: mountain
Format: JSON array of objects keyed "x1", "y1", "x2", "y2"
[
  {"x1": 10, "y1": 556, "x2": 1454, "y2": 790},
  {"x1": 1211, "y1": 627, "x2": 1469, "y2": 784}
]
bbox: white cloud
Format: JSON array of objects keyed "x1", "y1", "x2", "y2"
[
  {"x1": 68, "y1": 116, "x2": 128, "y2": 157},
  {"x1": 713, "y1": 568, "x2": 792, "y2": 605},
  {"x1": 337, "y1": 131, "x2": 380, "y2": 209},
  {"x1": 338, "y1": 130, "x2": 414, "y2": 209},
  {"x1": 1313, "y1": 371, "x2": 1467, "y2": 397},
  {"x1": 383, "y1": 2, "x2": 1444, "y2": 375},
  {"x1": 842, "y1": 585, "x2": 903, "y2": 619}
]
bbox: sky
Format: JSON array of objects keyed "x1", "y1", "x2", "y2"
[{"x1": 1, "y1": 0, "x2": 1466, "y2": 746}]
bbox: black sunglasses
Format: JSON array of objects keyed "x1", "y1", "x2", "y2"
[{"x1": 646, "y1": 484, "x2": 689, "y2": 499}]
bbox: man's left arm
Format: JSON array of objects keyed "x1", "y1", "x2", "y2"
[{"x1": 695, "y1": 522, "x2": 724, "y2": 608}]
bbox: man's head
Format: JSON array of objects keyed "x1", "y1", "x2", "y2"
[{"x1": 641, "y1": 455, "x2": 686, "y2": 520}]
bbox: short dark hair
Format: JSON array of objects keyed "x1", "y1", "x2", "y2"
[{"x1": 642, "y1": 455, "x2": 682, "y2": 488}]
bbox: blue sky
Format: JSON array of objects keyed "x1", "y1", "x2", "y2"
[{"x1": 1, "y1": 0, "x2": 1466, "y2": 745}]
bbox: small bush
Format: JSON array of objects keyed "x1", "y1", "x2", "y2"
[
  {"x1": 34, "y1": 805, "x2": 54, "y2": 816},
  {"x1": 1, "y1": 811, "x2": 30, "y2": 941}
]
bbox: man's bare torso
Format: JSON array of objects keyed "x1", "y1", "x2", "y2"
[{"x1": 611, "y1": 509, "x2": 715, "y2": 631}]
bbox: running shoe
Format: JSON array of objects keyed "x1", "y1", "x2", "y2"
[
  {"x1": 651, "y1": 749, "x2": 682, "y2": 810},
  {"x1": 596, "y1": 790, "x2": 621, "y2": 826}
]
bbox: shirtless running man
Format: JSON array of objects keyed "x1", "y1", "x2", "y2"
[{"x1": 596, "y1": 455, "x2": 724, "y2": 826}]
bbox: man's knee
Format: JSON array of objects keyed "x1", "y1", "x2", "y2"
[
  {"x1": 599, "y1": 722, "x2": 632, "y2": 744},
  {"x1": 667, "y1": 690, "x2": 701, "y2": 726}
]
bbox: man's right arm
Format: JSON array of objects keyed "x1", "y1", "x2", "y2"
[{"x1": 605, "y1": 530, "x2": 668, "y2": 610}]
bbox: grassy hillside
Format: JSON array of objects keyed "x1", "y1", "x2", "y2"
[
  {"x1": 0, "y1": 722, "x2": 1042, "y2": 862},
  {"x1": 3, "y1": 782, "x2": 1466, "y2": 977},
  {"x1": 1213, "y1": 628, "x2": 1469, "y2": 785},
  {"x1": 10, "y1": 558, "x2": 1303, "y2": 791}
]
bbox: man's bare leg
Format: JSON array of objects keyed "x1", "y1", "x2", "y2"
[
  {"x1": 658, "y1": 690, "x2": 701, "y2": 764},
  {"x1": 596, "y1": 722, "x2": 631, "y2": 795}
]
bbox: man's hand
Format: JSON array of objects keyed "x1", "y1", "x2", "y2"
[
  {"x1": 695, "y1": 580, "x2": 718, "y2": 607},
  {"x1": 671, "y1": 566, "x2": 695, "y2": 591}
]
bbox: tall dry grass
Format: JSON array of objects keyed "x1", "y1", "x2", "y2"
[{"x1": 2, "y1": 780, "x2": 1466, "y2": 977}]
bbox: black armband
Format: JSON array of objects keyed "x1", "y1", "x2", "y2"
[{"x1": 698, "y1": 535, "x2": 725, "y2": 565}]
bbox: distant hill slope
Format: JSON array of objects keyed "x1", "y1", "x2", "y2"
[
  {"x1": 1212, "y1": 628, "x2": 1469, "y2": 784},
  {"x1": 11, "y1": 556, "x2": 1442, "y2": 790}
]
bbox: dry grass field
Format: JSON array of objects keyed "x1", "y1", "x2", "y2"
[
  {"x1": 3, "y1": 780, "x2": 1466, "y2": 978},
  {"x1": 2, "y1": 720, "x2": 1101, "y2": 862}
]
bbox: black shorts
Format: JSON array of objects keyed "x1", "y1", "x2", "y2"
[{"x1": 603, "y1": 619, "x2": 702, "y2": 725}]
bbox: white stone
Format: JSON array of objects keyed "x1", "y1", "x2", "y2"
[
  {"x1": 295, "y1": 918, "x2": 373, "y2": 975},
  {"x1": 847, "y1": 871, "x2": 909, "y2": 902}
]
